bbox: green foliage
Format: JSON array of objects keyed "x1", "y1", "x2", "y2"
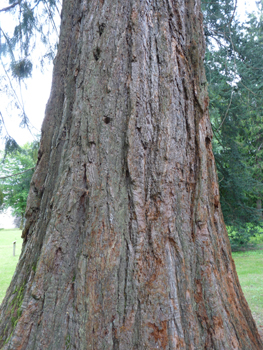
[
  {"x1": 228, "y1": 225, "x2": 260, "y2": 251},
  {"x1": 202, "y1": 0, "x2": 238, "y2": 46},
  {"x1": 1, "y1": 136, "x2": 20, "y2": 159},
  {"x1": 202, "y1": 0, "x2": 263, "y2": 248},
  {"x1": 0, "y1": 141, "x2": 38, "y2": 225},
  {"x1": 11, "y1": 58, "x2": 33, "y2": 79}
]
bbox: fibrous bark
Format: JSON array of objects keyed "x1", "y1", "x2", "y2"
[{"x1": 0, "y1": 0, "x2": 262, "y2": 349}]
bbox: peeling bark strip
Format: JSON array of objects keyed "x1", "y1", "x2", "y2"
[{"x1": 0, "y1": 0, "x2": 262, "y2": 349}]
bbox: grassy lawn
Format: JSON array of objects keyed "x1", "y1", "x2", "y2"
[
  {"x1": 0, "y1": 229, "x2": 262, "y2": 336},
  {"x1": 233, "y1": 249, "x2": 263, "y2": 332},
  {"x1": 0, "y1": 229, "x2": 23, "y2": 303}
]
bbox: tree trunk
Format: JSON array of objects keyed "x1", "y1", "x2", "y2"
[
  {"x1": 256, "y1": 198, "x2": 262, "y2": 221},
  {"x1": 19, "y1": 213, "x2": 25, "y2": 230},
  {"x1": 0, "y1": 0, "x2": 262, "y2": 349}
]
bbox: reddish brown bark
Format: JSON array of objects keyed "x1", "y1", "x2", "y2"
[{"x1": 0, "y1": 0, "x2": 262, "y2": 349}]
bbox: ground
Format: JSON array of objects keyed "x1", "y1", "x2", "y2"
[{"x1": 233, "y1": 248, "x2": 263, "y2": 339}]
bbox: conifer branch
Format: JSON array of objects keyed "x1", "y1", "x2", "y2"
[
  {"x1": 0, "y1": 58, "x2": 26, "y2": 123},
  {"x1": 0, "y1": 167, "x2": 34, "y2": 180},
  {"x1": 0, "y1": 1, "x2": 21, "y2": 13},
  {"x1": 216, "y1": 90, "x2": 234, "y2": 132}
]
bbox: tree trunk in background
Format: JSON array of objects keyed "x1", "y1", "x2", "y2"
[
  {"x1": 19, "y1": 214, "x2": 25, "y2": 230},
  {"x1": 0, "y1": 0, "x2": 262, "y2": 349},
  {"x1": 257, "y1": 198, "x2": 262, "y2": 221}
]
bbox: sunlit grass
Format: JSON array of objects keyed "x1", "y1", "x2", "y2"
[
  {"x1": 0, "y1": 229, "x2": 23, "y2": 303},
  {"x1": 233, "y1": 249, "x2": 263, "y2": 329}
]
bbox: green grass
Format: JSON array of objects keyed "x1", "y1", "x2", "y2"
[
  {"x1": 233, "y1": 249, "x2": 263, "y2": 329},
  {"x1": 0, "y1": 229, "x2": 262, "y2": 333},
  {"x1": 0, "y1": 229, "x2": 23, "y2": 303}
]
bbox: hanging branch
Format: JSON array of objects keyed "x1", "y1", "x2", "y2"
[
  {"x1": 215, "y1": 0, "x2": 237, "y2": 132},
  {"x1": 0, "y1": 58, "x2": 26, "y2": 117},
  {"x1": 227, "y1": 0, "x2": 237, "y2": 27},
  {"x1": 43, "y1": 0, "x2": 59, "y2": 36},
  {"x1": 0, "y1": 28, "x2": 16, "y2": 61},
  {"x1": 0, "y1": 1, "x2": 21, "y2": 13},
  {"x1": 0, "y1": 112, "x2": 11, "y2": 139},
  {"x1": 215, "y1": 90, "x2": 234, "y2": 132},
  {"x1": 0, "y1": 167, "x2": 34, "y2": 180}
]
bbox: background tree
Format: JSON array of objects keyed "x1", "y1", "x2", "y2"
[
  {"x1": 0, "y1": 0, "x2": 262, "y2": 348},
  {"x1": 0, "y1": 141, "x2": 38, "y2": 228},
  {"x1": 202, "y1": 0, "x2": 263, "y2": 248}
]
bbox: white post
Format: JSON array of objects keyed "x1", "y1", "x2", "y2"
[{"x1": 13, "y1": 241, "x2": 16, "y2": 256}]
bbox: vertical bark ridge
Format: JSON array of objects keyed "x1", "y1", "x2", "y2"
[{"x1": 0, "y1": 0, "x2": 262, "y2": 349}]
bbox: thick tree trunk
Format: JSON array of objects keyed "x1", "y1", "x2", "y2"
[{"x1": 0, "y1": 0, "x2": 262, "y2": 349}]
